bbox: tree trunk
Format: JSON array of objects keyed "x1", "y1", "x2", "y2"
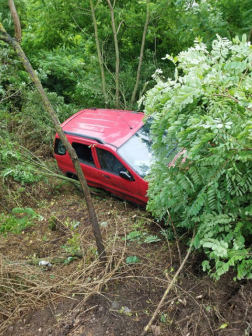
[
  {"x1": 90, "y1": 0, "x2": 108, "y2": 105},
  {"x1": 131, "y1": 0, "x2": 150, "y2": 105},
  {"x1": 106, "y1": 0, "x2": 120, "y2": 108},
  {"x1": 8, "y1": 0, "x2": 21, "y2": 42},
  {"x1": 0, "y1": 21, "x2": 106, "y2": 263},
  {"x1": 248, "y1": 27, "x2": 252, "y2": 42}
]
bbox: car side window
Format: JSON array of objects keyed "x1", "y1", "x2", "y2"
[
  {"x1": 72, "y1": 142, "x2": 94, "y2": 165},
  {"x1": 54, "y1": 138, "x2": 66, "y2": 155},
  {"x1": 97, "y1": 148, "x2": 127, "y2": 175}
]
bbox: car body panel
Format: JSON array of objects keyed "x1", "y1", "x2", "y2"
[
  {"x1": 61, "y1": 109, "x2": 145, "y2": 148},
  {"x1": 54, "y1": 109, "x2": 149, "y2": 205}
]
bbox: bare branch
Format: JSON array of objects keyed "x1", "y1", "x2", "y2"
[
  {"x1": 0, "y1": 88, "x2": 23, "y2": 104},
  {"x1": 106, "y1": 0, "x2": 120, "y2": 107},
  {"x1": 248, "y1": 27, "x2": 252, "y2": 42},
  {"x1": 141, "y1": 228, "x2": 196, "y2": 336},
  {"x1": 213, "y1": 93, "x2": 252, "y2": 112},
  {"x1": 116, "y1": 19, "x2": 124, "y2": 35},
  {"x1": 90, "y1": 0, "x2": 108, "y2": 104},
  {"x1": 131, "y1": 0, "x2": 150, "y2": 104},
  {"x1": 167, "y1": 210, "x2": 182, "y2": 265}
]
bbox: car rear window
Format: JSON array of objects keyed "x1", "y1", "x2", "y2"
[{"x1": 54, "y1": 138, "x2": 66, "y2": 155}]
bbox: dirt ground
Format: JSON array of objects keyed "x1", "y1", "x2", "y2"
[{"x1": 0, "y1": 182, "x2": 251, "y2": 336}]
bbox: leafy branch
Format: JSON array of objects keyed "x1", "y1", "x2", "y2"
[
  {"x1": 144, "y1": 35, "x2": 252, "y2": 280},
  {"x1": 213, "y1": 93, "x2": 252, "y2": 112}
]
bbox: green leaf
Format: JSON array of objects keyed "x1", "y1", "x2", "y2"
[
  {"x1": 144, "y1": 235, "x2": 161, "y2": 243},
  {"x1": 126, "y1": 256, "x2": 140, "y2": 264},
  {"x1": 145, "y1": 34, "x2": 252, "y2": 281},
  {"x1": 219, "y1": 323, "x2": 228, "y2": 329}
]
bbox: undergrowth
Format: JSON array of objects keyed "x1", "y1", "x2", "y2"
[{"x1": 0, "y1": 207, "x2": 43, "y2": 234}]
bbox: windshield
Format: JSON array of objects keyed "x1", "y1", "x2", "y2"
[
  {"x1": 117, "y1": 119, "x2": 154, "y2": 178},
  {"x1": 118, "y1": 119, "x2": 180, "y2": 178}
]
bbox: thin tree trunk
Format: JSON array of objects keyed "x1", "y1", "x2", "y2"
[
  {"x1": 131, "y1": 0, "x2": 150, "y2": 105},
  {"x1": 141, "y1": 229, "x2": 196, "y2": 336},
  {"x1": 90, "y1": 0, "x2": 108, "y2": 105},
  {"x1": 8, "y1": 0, "x2": 21, "y2": 42},
  {"x1": 0, "y1": 22, "x2": 106, "y2": 263},
  {"x1": 248, "y1": 27, "x2": 252, "y2": 42},
  {"x1": 106, "y1": 0, "x2": 120, "y2": 108}
]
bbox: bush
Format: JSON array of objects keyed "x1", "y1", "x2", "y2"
[
  {"x1": 143, "y1": 35, "x2": 252, "y2": 280},
  {"x1": 21, "y1": 88, "x2": 76, "y2": 148},
  {"x1": 0, "y1": 207, "x2": 43, "y2": 235}
]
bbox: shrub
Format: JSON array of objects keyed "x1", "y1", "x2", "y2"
[
  {"x1": 143, "y1": 35, "x2": 252, "y2": 280},
  {"x1": 0, "y1": 207, "x2": 43, "y2": 235},
  {"x1": 21, "y1": 88, "x2": 76, "y2": 148}
]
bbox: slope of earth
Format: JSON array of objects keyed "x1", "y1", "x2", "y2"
[{"x1": 0, "y1": 182, "x2": 251, "y2": 336}]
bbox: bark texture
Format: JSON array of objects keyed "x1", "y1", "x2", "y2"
[
  {"x1": 8, "y1": 0, "x2": 21, "y2": 42},
  {"x1": 106, "y1": 0, "x2": 120, "y2": 108},
  {"x1": 131, "y1": 0, "x2": 150, "y2": 104},
  {"x1": 90, "y1": 0, "x2": 108, "y2": 104}
]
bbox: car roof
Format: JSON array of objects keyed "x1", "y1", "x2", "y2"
[{"x1": 61, "y1": 108, "x2": 145, "y2": 148}]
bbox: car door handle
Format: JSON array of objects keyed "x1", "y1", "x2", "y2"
[{"x1": 103, "y1": 174, "x2": 110, "y2": 179}]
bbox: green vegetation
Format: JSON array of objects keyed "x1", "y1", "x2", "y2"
[
  {"x1": 0, "y1": 207, "x2": 43, "y2": 234},
  {"x1": 1, "y1": 0, "x2": 252, "y2": 280},
  {"x1": 2, "y1": 0, "x2": 251, "y2": 111},
  {"x1": 143, "y1": 35, "x2": 252, "y2": 280},
  {"x1": 61, "y1": 219, "x2": 82, "y2": 255}
]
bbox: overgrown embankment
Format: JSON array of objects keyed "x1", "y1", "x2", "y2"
[{"x1": 0, "y1": 179, "x2": 251, "y2": 336}]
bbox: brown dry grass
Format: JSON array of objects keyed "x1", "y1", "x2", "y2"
[
  {"x1": 0, "y1": 227, "x2": 127, "y2": 333},
  {"x1": 0, "y1": 198, "x2": 156, "y2": 334}
]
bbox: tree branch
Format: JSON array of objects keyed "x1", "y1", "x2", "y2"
[
  {"x1": 141, "y1": 229, "x2": 196, "y2": 336},
  {"x1": 131, "y1": 0, "x2": 150, "y2": 105},
  {"x1": 248, "y1": 27, "x2": 252, "y2": 42},
  {"x1": 0, "y1": 33, "x2": 9, "y2": 43},
  {"x1": 90, "y1": 0, "x2": 108, "y2": 104},
  {"x1": 106, "y1": 0, "x2": 120, "y2": 107},
  {"x1": 213, "y1": 93, "x2": 252, "y2": 112}
]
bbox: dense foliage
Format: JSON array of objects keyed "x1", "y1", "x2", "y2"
[
  {"x1": 143, "y1": 35, "x2": 252, "y2": 279},
  {"x1": 2, "y1": 0, "x2": 251, "y2": 110}
]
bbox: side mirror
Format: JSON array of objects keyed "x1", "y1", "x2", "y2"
[{"x1": 119, "y1": 171, "x2": 135, "y2": 181}]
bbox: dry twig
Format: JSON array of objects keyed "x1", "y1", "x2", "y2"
[{"x1": 140, "y1": 229, "x2": 196, "y2": 336}]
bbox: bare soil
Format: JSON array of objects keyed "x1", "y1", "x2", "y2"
[{"x1": 0, "y1": 182, "x2": 251, "y2": 336}]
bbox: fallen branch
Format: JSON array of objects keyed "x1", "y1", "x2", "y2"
[
  {"x1": 140, "y1": 231, "x2": 195, "y2": 336},
  {"x1": 4, "y1": 252, "x2": 84, "y2": 266}
]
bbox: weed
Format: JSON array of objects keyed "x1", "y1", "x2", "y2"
[
  {"x1": 125, "y1": 230, "x2": 161, "y2": 244},
  {"x1": 144, "y1": 235, "x2": 161, "y2": 243},
  {"x1": 126, "y1": 230, "x2": 142, "y2": 241},
  {"x1": 126, "y1": 256, "x2": 140, "y2": 264},
  {"x1": 61, "y1": 218, "x2": 82, "y2": 255},
  {"x1": 0, "y1": 207, "x2": 43, "y2": 234}
]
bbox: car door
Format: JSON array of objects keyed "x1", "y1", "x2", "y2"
[
  {"x1": 71, "y1": 141, "x2": 102, "y2": 188},
  {"x1": 95, "y1": 147, "x2": 141, "y2": 201}
]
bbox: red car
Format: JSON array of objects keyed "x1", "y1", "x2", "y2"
[{"x1": 54, "y1": 108, "x2": 154, "y2": 205}]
